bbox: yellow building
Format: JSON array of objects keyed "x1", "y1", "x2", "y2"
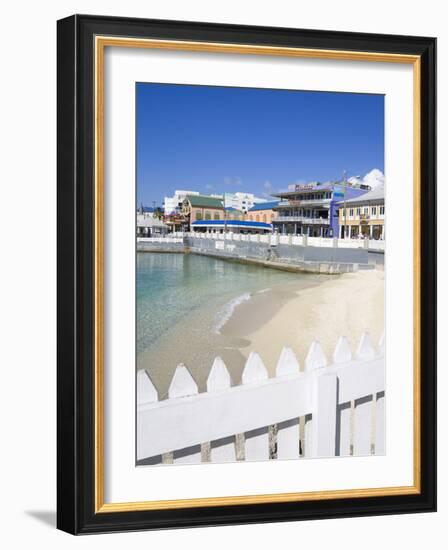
[{"x1": 338, "y1": 188, "x2": 385, "y2": 240}]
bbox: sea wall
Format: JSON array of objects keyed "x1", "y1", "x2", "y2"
[
  {"x1": 137, "y1": 236, "x2": 370, "y2": 273},
  {"x1": 137, "y1": 241, "x2": 184, "y2": 253},
  {"x1": 185, "y1": 236, "x2": 369, "y2": 273}
]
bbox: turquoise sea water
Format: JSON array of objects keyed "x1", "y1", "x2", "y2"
[{"x1": 136, "y1": 253, "x2": 303, "y2": 356}]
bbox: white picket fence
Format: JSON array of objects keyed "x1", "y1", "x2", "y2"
[
  {"x1": 138, "y1": 232, "x2": 385, "y2": 251},
  {"x1": 137, "y1": 332, "x2": 385, "y2": 464}
]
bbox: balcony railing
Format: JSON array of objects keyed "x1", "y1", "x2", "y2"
[
  {"x1": 276, "y1": 198, "x2": 332, "y2": 208},
  {"x1": 274, "y1": 216, "x2": 330, "y2": 225}
]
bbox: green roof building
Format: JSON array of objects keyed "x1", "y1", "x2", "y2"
[
  {"x1": 184, "y1": 195, "x2": 224, "y2": 208},
  {"x1": 182, "y1": 195, "x2": 225, "y2": 227}
]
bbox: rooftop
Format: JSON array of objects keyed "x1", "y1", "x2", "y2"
[
  {"x1": 185, "y1": 195, "x2": 224, "y2": 208},
  {"x1": 273, "y1": 181, "x2": 370, "y2": 198},
  {"x1": 248, "y1": 201, "x2": 279, "y2": 211},
  {"x1": 136, "y1": 214, "x2": 168, "y2": 227},
  {"x1": 341, "y1": 186, "x2": 385, "y2": 204}
]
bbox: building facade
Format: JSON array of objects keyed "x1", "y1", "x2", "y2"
[
  {"x1": 224, "y1": 192, "x2": 267, "y2": 213},
  {"x1": 225, "y1": 207, "x2": 246, "y2": 221},
  {"x1": 247, "y1": 201, "x2": 279, "y2": 224},
  {"x1": 182, "y1": 195, "x2": 225, "y2": 228},
  {"x1": 136, "y1": 212, "x2": 169, "y2": 237},
  {"x1": 272, "y1": 182, "x2": 369, "y2": 237},
  {"x1": 164, "y1": 190, "x2": 200, "y2": 215},
  {"x1": 338, "y1": 187, "x2": 385, "y2": 239}
]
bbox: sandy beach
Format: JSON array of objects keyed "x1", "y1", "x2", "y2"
[
  {"x1": 138, "y1": 266, "x2": 384, "y2": 398},
  {"x1": 223, "y1": 268, "x2": 384, "y2": 375}
]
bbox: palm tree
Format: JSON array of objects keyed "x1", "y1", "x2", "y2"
[{"x1": 153, "y1": 206, "x2": 164, "y2": 220}]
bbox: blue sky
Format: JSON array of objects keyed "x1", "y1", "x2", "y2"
[{"x1": 136, "y1": 83, "x2": 384, "y2": 207}]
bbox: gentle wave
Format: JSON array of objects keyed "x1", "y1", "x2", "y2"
[
  {"x1": 257, "y1": 288, "x2": 271, "y2": 294},
  {"x1": 213, "y1": 292, "x2": 252, "y2": 334}
]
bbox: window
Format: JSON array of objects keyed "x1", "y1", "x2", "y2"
[
  {"x1": 349, "y1": 208, "x2": 354, "y2": 216},
  {"x1": 205, "y1": 211, "x2": 211, "y2": 220},
  {"x1": 356, "y1": 208, "x2": 361, "y2": 215},
  {"x1": 380, "y1": 206, "x2": 385, "y2": 215},
  {"x1": 372, "y1": 206, "x2": 377, "y2": 215},
  {"x1": 256, "y1": 215, "x2": 260, "y2": 222},
  {"x1": 364, "y1": 207, "x2": 369, "y2": 214},
  {"x1": 195, "y1": 211, "x2": 203, "y2": 220},
  {"x1": 214, "y1": 212, "x2": 220, "y2": 220},
  {"x1": 262, "y1": 214, "x2": 267, "y2": 223}
]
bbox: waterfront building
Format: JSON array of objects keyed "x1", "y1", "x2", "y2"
[
  {"x1": 191, "y1": 219, "x2": 272, "y2": 234},
  {"x1": 338, "y1": 187, "x2": 385, "y2": 240},
  {"x1": 163, "y1": 212, "x2": 188, "y2": 233},
  {"x1": 272, "y1": 182, "x2": 369, "y2": 237},
  {"x1": 136, "y1": 212, "x2": 169, "y2": 237},
  {"x1": 224, "y1": 192, "x2": 267, "y2": 212},
  {"x1": 247, "y1": 201, "x2": 279, "y2": 224},
  {"x1": 182, "y1": 194, "x2": 225, "y2": 228},
  {"x1": 225, "y1": 207, "x2": 246, "y2": 221},
  {"x1": 164, "y1": 190, "x2": 200, "y2": 215}
]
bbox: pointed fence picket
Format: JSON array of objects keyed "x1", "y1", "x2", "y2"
[
  {"x1": 333, "y1": 336, "x2": 352, "y2": 456},
  {"x1": 242, "y1": 352, "x2": 270, "y2": 461},
  {"x1": 275, "y1": 348, "x2": 301, "y2": 459},
  {"x1": 353, "y1": 333, "x2": 376, "y2": 456},
  {"x1": 136, "y1": 370, "x2": 162, "y2": 465},
  {"x1": 137, "y1": 332, "x2": 385, "y2": 464},
  {"x1": 207, "y1": 358, "x2": 236, "y2": 462},
  {"x1": 168, "y1": 365, "x2": 201, "y2": 464},
  {"x1": 302, "y1": 340, "x2": 328, "y2": 457}
]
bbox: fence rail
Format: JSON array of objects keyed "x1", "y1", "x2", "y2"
[
  {"x1": 137, "y1": 232, "x2": 385, "y2": 251},
  {"x1": 137, "y1": 332, "x2": 385, "y2": 464},
  {"x1": 137, "y1": 237, "x2": 183, "y2": 243}
]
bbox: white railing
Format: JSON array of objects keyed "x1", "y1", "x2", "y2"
[
  {"x1": 137, "y1": 237, "x2": 183, "y2": 243},
  {"x1": 139, "y1": 232, "x2": 385, "y2": 251},
  {"x1": 275, "y1": 216, "x2": 330, "y2": 225},
  {"x1": 137, "y1": 332, "x2": 385, "y2": 463}
]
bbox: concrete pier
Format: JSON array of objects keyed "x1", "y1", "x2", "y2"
[{"x1": 137, "y1": 235, "x2": 371, "y2": 274}]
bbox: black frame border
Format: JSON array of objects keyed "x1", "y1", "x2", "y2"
[{"x1": 57, "y1": 14, "x2": 436, "y2": 535}]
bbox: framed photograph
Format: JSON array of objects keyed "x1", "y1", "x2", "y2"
[{"x1": 57, "y1": 14, "x2": 436, "y2": 534}]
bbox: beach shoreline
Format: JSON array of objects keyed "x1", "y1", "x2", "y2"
[
  {"x1": 223, "y1": 268, "x2": 384, "y2": 374},
  {"x1": 137, "y1": 265, "x2": 384, "y2": 398}
]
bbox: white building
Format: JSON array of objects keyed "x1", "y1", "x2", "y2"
[
  {"x1": 164, "y1": 190, "x2": 200, "y2": 215},
  {"x1": 136, "y1": 213, "x2": 169, "y2": 237},
  {"x1": 224, "y1": 192, "x2": 267, "y2": 213}
]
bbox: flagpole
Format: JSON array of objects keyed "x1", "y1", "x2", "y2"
[{"x1": 343, "y1": 170, "x2": 348, "y2": 239}]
